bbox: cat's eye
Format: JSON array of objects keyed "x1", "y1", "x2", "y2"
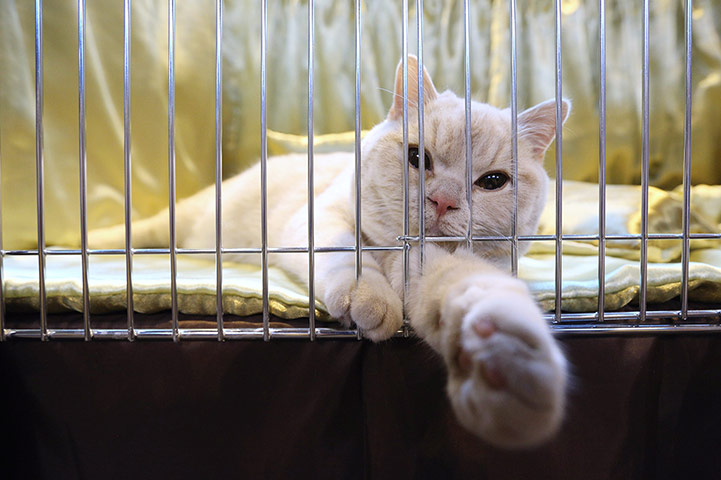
[
  {"x1": 475, "y1": 172, "x2": 509, "y2": 191},
  {"x1": 408, "y1": 146, "x2": 432, "y2": 171}
]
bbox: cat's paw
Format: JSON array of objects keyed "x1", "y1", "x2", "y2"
[
  {"x1": 323, "y1": 268, "x2": 403, "y2": 342},
  {"x1": 441, "y1": 277, "x2": 567, "y2": 448}
]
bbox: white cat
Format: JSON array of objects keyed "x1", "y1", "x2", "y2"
[{"x1": 90, "y1": 56, "x2": 570, "y2": 448}]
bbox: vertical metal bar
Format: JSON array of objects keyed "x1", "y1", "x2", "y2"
[
  {"x1": 598, "y1": 0, "x2": 607, "y2": 322},
  {"x1": 307, "y1": 0, "x2": 316, "y2": 341},
  {"x1": 416, "y1": 0, "x2": 425, "y2": 267},
  {"x1": 78, "y1": 0, "x2": 91, "y2": 341},
  {"x1": 123, "y1": 0, "x2": 134, "y2": 341},
  {"x1": 681, "y1": 0, "x2": 693, "y2": 320},
  {"x1": 354, "y1": 0, "x2": 362, "y2": 281},
  {"x1": 640, "y1": 0, "x2": 650, "y2": 322},
  {"x1": 215, "y1": 0, "x2": 224, "y2": 340},
  {"x1": 510, "y1": 0, "x2": 519, "y2": 275},
  {"x1": 554, "y1": 0, "x2": 563, "y2": 323},
  {"x1": 35, "y1": 0, "x2": 48, "y2": 341},
  {"x1": 401, "y1": 0, "x2": 410, "y2": 335},
  {"x1": 353, "y1": 0, "x2": 362, "y2": 341},
  {"x1": 168, "y1": 0, "x2": 179, "y2": 341},
  {"x1": 464, "y1": 0, "x2": 472, "y2": 251},
  {"x1": 260, "y1": 0, "x2": 270, "y2": 340}
]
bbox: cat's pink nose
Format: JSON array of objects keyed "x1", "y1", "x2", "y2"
[{"x1": 428, "y1": 195, "x2": 458, "y2": 217}]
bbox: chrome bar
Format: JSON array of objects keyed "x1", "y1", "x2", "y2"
[
  {"x1": 598, "y1": 0, "x2": 607, "y2": 321},
  {"x1": 5, "y1": 320, "x2": 721, "y2": 341},
  {"x1": 354, "y1": 0, "x2": 362, "y2": 282},
  {"x1": 354, "y1": 0, "x2": 362, "y2": 340},
  {"x1": 417, "y1": 0, "x2": 426, "y2": 267},
  {"x1": 640, "y1": 0, "x2": 650, "y2": 323},
  {"x1": 7, "y1": 228, "x2": 721, "y2": 255},
  {"x1": 168, "y1": 0, "x2": 179, "y2": 342},
  {"x1": 552, "y1": 324, "x2": 721, "y2": 336},
  {"x1": 554, "y1": 0, "x2": 563, "y2": 322},
  {"x1": 401, "y1": 0, "x2": 410, "y2": 334},
  {"x1": 78, "y1": 0, "x2": 91, "y2": 340},
  {"x1": 681, "y1": 0, "x2": 693, "y2": 320},
  {"x1": 400, "y1": 232, "x2": 721, "y2": 242},
  {"x1": 464, "y1": 0, "x2": 472, "y2": 251},
  {"x1": 34, "y1": 0, "x2": 48, "y2": 341},
  {"x1": 4, "y1": 327, "x2": 365, "y2": 341},
  {"x1": 548, "y1": 309, "x2": 721, "y2": 323},
  {"x1": 260, "y1": 0, "x2": 270, "y2": 340},
  {"x1": 307, "y1": 0, "x2": 316, "y2": 340},
  {"x1": 123, "y1": 0, "x2": 134, "y2": 341},
  {"x1": 3, "y1": 245, "x2": 406, "y2": 256},
  {"x1": 215, "y1": 0, "x2": 224, "y2": 341},
  {"x1": 509, "y1": 0, "x2": 519, "y2": 276}
]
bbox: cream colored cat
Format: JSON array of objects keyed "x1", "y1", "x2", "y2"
[{"x1": 90, "y1": 56, "x2": 570, "y2": 448}]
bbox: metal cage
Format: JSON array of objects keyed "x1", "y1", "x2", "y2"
[{"x1": 1, "y1": 0, "x2": 720, "y2": 342}]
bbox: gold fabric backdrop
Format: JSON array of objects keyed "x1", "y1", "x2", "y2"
[{"x1": 2, "y1": 0, "x2": 720, "y2": 249}]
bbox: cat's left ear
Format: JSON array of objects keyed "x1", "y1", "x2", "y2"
[
  {"x1": 517, "y1": 98, "x2": 571, "y2": 157},
  {"x1": 388, "y1": 55, "x2": 439, "y2": 121}
]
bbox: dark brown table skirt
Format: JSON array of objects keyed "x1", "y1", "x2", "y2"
[{"x1": 2, "y1": 317, "x2": 721, "y2": 479}]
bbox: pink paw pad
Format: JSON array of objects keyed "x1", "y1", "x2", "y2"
[
  {"x1": 479, "y1": 361, "x2": 507, "y2": 390},
  {"x1": 472, "y1": 318, "x2": 496, "y2": 338}
]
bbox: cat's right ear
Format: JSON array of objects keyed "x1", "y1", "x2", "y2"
[
  {"x1": 388, "y1": 55, "x2": 439, "y2": 121},
  {"x1": 518, "y1": 98, "x2": 571, "y2": 157}
]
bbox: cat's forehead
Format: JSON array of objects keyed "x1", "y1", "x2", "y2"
[
  {"x1": 418, "y1": 94, "x2": 513, "y2": 166},
  {"x1": 380, "y1": 92, "x2": 513, "y2": 164},
  {"x1": 426, "y1": 93, "x2": 510, "y2": 140}
]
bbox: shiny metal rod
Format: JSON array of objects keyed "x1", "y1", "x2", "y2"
[
  {"x1": 598, "y1": 0, "x2": 607, "y2": 321},
  {"x1": 260, "y1": 0, "x2": 270, "y2": 341},
  {"x1": 554, "y1": 0, "x2": 563, "y2": 322},
  {"x1": 5, "y1": 318, "x2": 721, "y2": 341},
  {"x1": 35, "y1": 0, "x2": 48, "y2": 341},
  {"x1": 640, "y1": 0, "x2": 650, "y2": 323},
  {"x1": 78, "y1": 0, "x2": 91, "y2": 340},
  {"x1": 401, "y1": 0, "x2": 410, "y2": 334},
  {"x1": 123, "y1": 0, "x2": 134, "y2": 341},
  {"x1": 354, "y1": 0, "x2": 362, "y2": 282},
  {"x1": 510, "y1": 0, "x2": 519, "y2": 276},
  {"x1": 168, "y1": 0, "x2": 179, "y2": 341},
  {"x1": 417, "y1": 0, "x2": 426, "y2": 267},
  {"x1": 464, "y1": 0, "x2": 472, "y2": 251},
  {"x1": 681, "y1": 0, "x2": 693, "y2": 320},
  {"x1": 354, "y1": 0, "x2": 362, "y2": 340},
  {"x1": 307, "y1": 0, "x2": 316, "y2": 340},
  {"x1": 215, "y1": 0, "x2": 224, "y2": 340}
]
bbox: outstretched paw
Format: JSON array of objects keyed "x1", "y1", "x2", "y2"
[
  {"x1": 442, "y1": 278, "x2": 567, "y2": 448},
  {"x1": 323, "y1": 268, "x2": 403, "y2": 342}
]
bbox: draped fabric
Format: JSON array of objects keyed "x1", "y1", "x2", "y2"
[
  {"x1": 2, "y1": 0, "x2": 721, "y2": 250},
  {"x1": 2, "y1": 1, "x2": 721, "y2": 315}
]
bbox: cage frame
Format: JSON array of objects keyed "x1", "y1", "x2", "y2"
[{"x1": 1, "y1": 0, "x2": 721, "y2": 342}]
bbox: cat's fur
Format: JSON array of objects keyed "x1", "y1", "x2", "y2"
[{"x1": 90, "y1": 56, "x2": 570, "y2": 448}]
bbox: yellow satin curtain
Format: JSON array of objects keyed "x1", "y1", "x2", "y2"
[{"x1": 2, "y1": 0, "x2": 720, "y2": 250}]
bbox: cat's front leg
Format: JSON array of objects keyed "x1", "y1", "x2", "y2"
[
  {"x1": 318, "y1": 253, "x2": 403, "y2": 342},
  {"x1": 279, "y1": 191, "x2": 403, "y2": 342},
  {"x1": 409, "y1": 249, "x2": 567, "y2": 448}
]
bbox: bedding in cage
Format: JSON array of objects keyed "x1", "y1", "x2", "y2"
[{"x1": 1, "y1": 0, "x2": 720, "y2": 333}]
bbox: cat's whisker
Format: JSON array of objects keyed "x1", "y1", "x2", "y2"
[{"x1": 378, "y1": 87, "x2": 419, "y2": 109}]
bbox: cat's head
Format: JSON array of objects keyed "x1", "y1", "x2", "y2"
[{"x1": 360, "y1": 56, "x2": 570, "y2": 265}]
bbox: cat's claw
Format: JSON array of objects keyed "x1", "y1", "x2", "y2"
[
  {"x1": 442, "y1": 280, "x2": 567, "y2": 448},
  {"x1": 324, "y1": 269, "x2": 403, "y2": 342}
]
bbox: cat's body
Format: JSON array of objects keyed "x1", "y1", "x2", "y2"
[{"x1": 89, "y1": 57, "x2": 570, "y2": 448}]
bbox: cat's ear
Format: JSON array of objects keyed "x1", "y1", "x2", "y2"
[
  {"x1": 388, "y1": 55, "x2": 439, "y2": 121},
  {"x1": 517, "y1": 98, "x2": 571, "y2": 157}
]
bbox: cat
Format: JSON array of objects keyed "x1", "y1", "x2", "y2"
[{"x1": 89, "y1": 55, "x2": 571, "y2": 448}]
